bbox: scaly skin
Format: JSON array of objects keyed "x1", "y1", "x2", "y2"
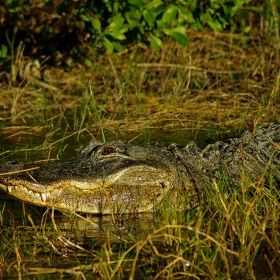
[{"x1": 0, "y1": 123, "x2": 279, "y2": 214}]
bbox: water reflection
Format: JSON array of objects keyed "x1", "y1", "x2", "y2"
[
  {"x1": 0, "y1": 198, "x2": 158, "y2": 239},
  {"x1": 0, "y1": 126, "x2": 224, "y2": 163}
]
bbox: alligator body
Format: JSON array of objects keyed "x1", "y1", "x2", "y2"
[{"x1": 0, "y1": 123, "x2": 279, "y2": 214}]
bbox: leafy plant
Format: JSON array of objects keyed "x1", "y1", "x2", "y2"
[
  {"x1": 75, "y1": 0, "x2": 252, "y2": 53},
  {"x1": 0, "y1": 0, "x2": 278, "y2": 68},
  {"x1": 0, "y1": 45, "x2": 8, "y2": 59}
]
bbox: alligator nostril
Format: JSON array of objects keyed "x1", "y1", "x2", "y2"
[
  {"x1": 86, "y1": 146, "x2": 101, "y2": 157},
  {"x1": 8, "y1": 161, "x2": 19, "y2": 165}
]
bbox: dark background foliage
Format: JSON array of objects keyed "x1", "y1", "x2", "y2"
[{"x1": 0, "y1": 0, "x2": 278, "y2": 67}]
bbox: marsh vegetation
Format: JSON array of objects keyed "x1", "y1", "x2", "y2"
[{"x1": 0, "y1": 0, "x2": 280, "y2": 279}]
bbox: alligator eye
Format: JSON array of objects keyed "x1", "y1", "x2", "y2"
[{"x1": 101, "y1": 146, "x2": 117, "y2": 156}]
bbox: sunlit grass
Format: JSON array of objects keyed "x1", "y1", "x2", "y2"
[
  {"x1": 0, "y1": 30, "x2": 280, "y2": 279},
  {"x1": 0, "y1": 31, "x2": 279, "y2": 142},
  {"x1": 0, "y1": 169, "x2": 279, "y2": 279}
]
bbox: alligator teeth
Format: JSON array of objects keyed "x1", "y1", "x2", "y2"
[
  {"x1": 41, "y1": 193, "x2": 47, "y2": 202},
  {"x1": 7, "y1": 186, "x2": 12, "y2": 192}
]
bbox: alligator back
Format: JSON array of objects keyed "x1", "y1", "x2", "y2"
[{"x1": 172, "y1": 123, "x2": 280, "y2": 187}]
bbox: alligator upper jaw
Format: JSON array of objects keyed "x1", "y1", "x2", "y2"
[
  {"x1": 0, "y1": 165, "x2": 176, "y2": 214},
  {"x1": 0, "y1": 140, "x2": 190, "y2": 214}
]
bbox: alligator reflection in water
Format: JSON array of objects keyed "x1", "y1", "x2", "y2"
[
  {"x1": 0, "y1": 198, "x2": 158, "y2": 240},
  {"x1": 0, "y1": 123, "x2": 279, "y2": 214}
]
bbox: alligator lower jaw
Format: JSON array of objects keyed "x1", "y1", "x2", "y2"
[{"x1": 0, "y1": 179, "x2": 173, "y2": 214}]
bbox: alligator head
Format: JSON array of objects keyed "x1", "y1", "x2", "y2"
[
  {"x1": 1, "y1": 123, "x2": 279, "y2": 214},
  {"x1": 0, "y1": 140, "x2": 193, "y2": 214}
]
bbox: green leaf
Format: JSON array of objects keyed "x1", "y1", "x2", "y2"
[
  {"x1": 109, "y1": 19, "x2": 124, "y2": 30},
  {"x1": 190, "y1": 0, "x2": 198, "y2": 11},
  {"x1": 162, "y1": 5, "x2": 178, "y2": 23},
  {"x1": 170, "y1": 25, "x2": 186, "y2": 34},
  {"x1": 108, "y1": 31, "x2": 126, "y2": 40},
  {"x1": 218, "y1": 16, "x2": 229, "y2": 28},
  {"x1": 119, "y1": 24, "x2": 129, "y2": 34},
  {"x1": 150, "y1": 33, "x2": 163, "y2": 50},
  {"x1": 76, "y1": 7, "x2": 85, "y2": 14},
  {"x1": 91, "y1": 17, "x2": 101, "y2": 33},
  {"x1": 112, "y1": 41, "x2": 125, "y2": 52},
  {"x1": 127, "y1": 20, "x2": 142, "y2": 29},
  {"x1": 108, "y1": 14, "x2": 125, "y2": 30},
  {"x1": 137, "y1": 33, "x2": 143, "y2": 41},
  {"x1": 126, "y1": 10, "x2": 141, "y2": 21},
  {"x1": 222, "y1": 2, "x2": 241, "y2": 17},
  {"x1": 200, "y1": 12, "x2": 212, "y2": 24},
  {"x1": 128, "y1": 0, "x2": 145, "y2": 8},
  {"x1": 0, "y1": 45, "x2": 8, "y2": 58},
  {"x1": 165, "y1": 30, "x2": 189, "y2": 46},
  {"x1": 80, "y1": 14, "x2": 90, "y2": 22},
  {"x1": 146, "y1": 0, "x2": 163, "y2": 10},
  {"x1": 191, "y1": 21, "x2": 204, "y2": 31},
  {"x1": 244, "y1": 25, "x2": 251, "y2": 33},
  {"x1": 208, "y1": 19, "x2": 223, "y2": 32},
  {"x1": 143, "y1": 10, "x2": 155, "y2": 27},
  {"x1": 156, "y1": 19, "x2": 165, "y2": 29},
  {"x1": 107, "y1": 15, "x2": 129, "y2": 39},
  {"x1": 85, "y1": 58, "x2": 93, "y2": 67},
  {"x1": 104, "y1": 37, "x2": 114, "y2": 54},
  {"x1": 177, "y1": 6, "x2": 195, "y2": 24}
]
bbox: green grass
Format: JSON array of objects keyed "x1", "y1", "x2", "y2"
[
  {"x1": 1, "y1": 31, "x2": 280, "y2": 142},
  {"x1": 0, "y1": 170, "x2": 279, "y2": 279},
  {"x1": 0, "y1": 29, "x2": 280, "y2": 279}
]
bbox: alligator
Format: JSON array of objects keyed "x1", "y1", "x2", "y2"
[{"x1": 0, "y1": 123, "x2": 279, "y2": 214}]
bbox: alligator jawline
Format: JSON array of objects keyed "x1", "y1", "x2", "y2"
[{"x1": 0, "y1": 123, "x2": 279, "y2": 214}]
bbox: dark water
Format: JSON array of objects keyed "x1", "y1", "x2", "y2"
[{"x1": 0, "y1": 200, "x2": 278, "y2": 280}]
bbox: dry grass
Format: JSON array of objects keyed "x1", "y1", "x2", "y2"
[
  {"x1": 0, "y1": 30, "x2": 279, "y2": 143},
  {"x1": 0, "y1": 172, "x2": 279, "y2": 279},
  {"x1": 0, "y1": 29, "x2": 280, "y2": 279}
]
